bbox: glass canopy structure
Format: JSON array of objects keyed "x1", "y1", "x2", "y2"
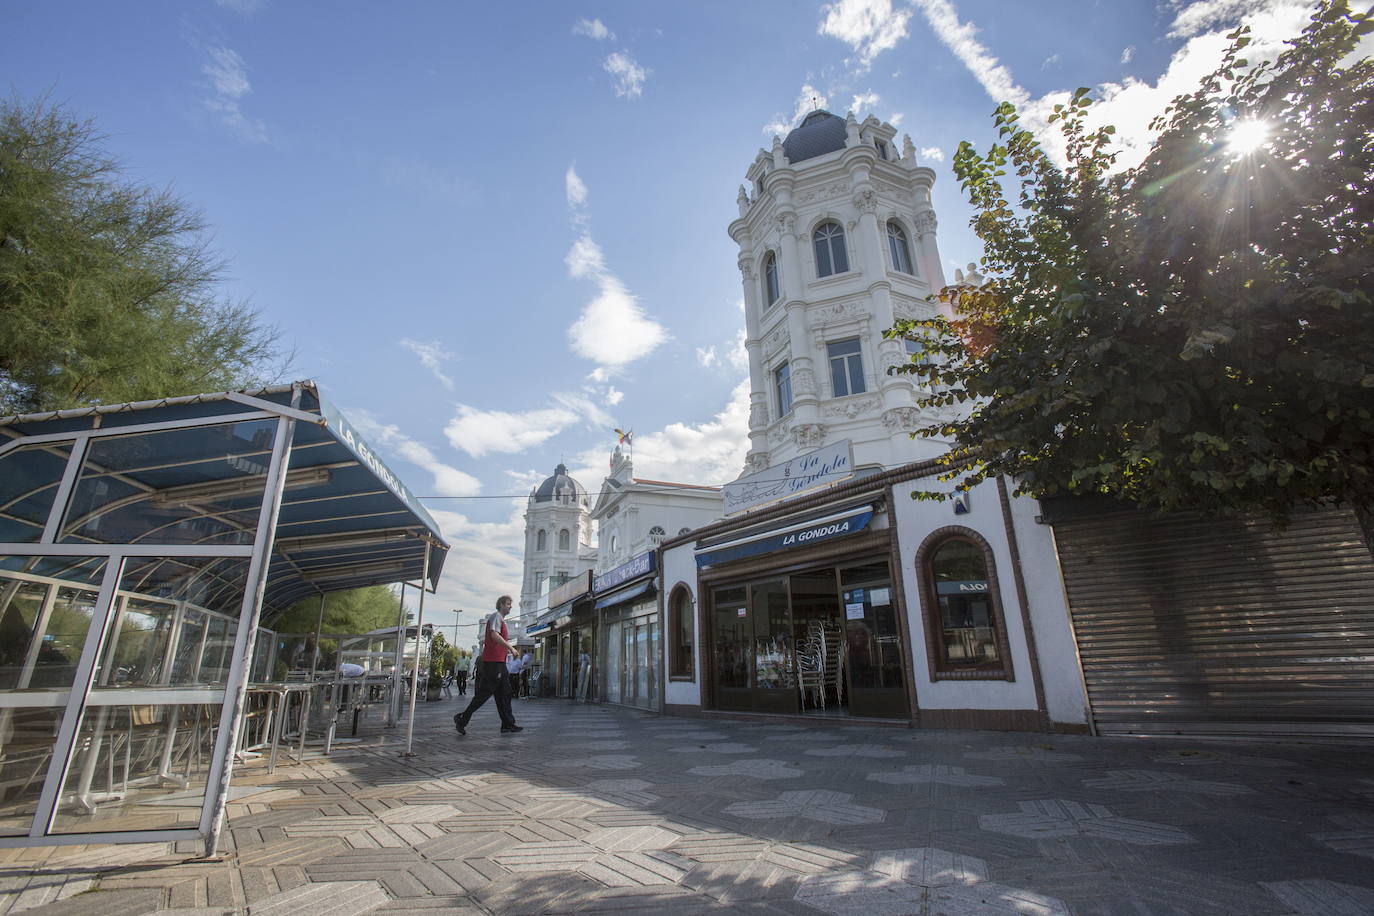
[{"x1": 0, "y1": 381, "x2": 448, "y2": 854}]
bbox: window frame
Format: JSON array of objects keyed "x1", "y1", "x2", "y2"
[
  {"x1": 812, "y1": 222, "x2": 850, "y2": 278},
  {"x1": 826, "y1": 338, "x2": 866, "y2": 398},
  {"x1": 536, "y1": 529, "x2": 547, "y2": 551},
  {"x1": 667, "y1": 583, "x2": 695, "y2": 681},
  {"x1": 886, "y1": 220, "x2": 914, "y2": 275},
  {"x1": 762, "y1": 251, "x2": 781, "y2": 306},
  {"x1": 913, "y1": 526, "x2": 1016, "y2": 681},
  {"x1": 774, "y1": 362, "x2": 793, "y2": 417},
  {"x1": 558, "y1": 528, "x2": 570, "y2": 551}
]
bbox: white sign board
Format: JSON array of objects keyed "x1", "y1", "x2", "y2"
[{"x1": 722, "y1": 440, "x2": 855, "y2": 515}]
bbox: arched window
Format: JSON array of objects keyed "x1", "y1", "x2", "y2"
[
  {"x1": 812, "y1": 221, "x2": 849, "y2": 277},
  {"x1": 916, "y1": 528, "x2": 1014, "y2": 680},
  {"x1": 678, "y1": 527, "x2": 692, "y2": 536},
  {"x1": 558, "y1": 528, "x2": 570, "y2": 551},
  {"x1": 668, "y1": 585, "x2": 695, "y2": 680},
  {"x1": 649, "y1": 525, "x2": 666, "y2": 543},
  {"x1": 762, "y1": 252, "x2": 781, "y2": 305},
  {"x1": 536, "y1": 529, "x2": 547, "y2": 551},
  {"x1": 887, "y1": 220, "x2": 914, "y2": 274}
]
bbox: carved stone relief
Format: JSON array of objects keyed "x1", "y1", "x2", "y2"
[
  {"x1": 872, "y1": 178, "x2": 914, "y2": 203},
  {"x1": 749, "y1": 400, "x2": 770, "y2": 430},
  {"x1": 914, "y1": 210, "x2": 938, "y2": 234},
  {"x1": 792, "y1": 423, "x2": 826, "y2": 449},
  {"x1": 881, "y1": 407, "x2": 922, "y2": 432},
  {"x1": 808, "y1": 300, "x2": 867, "y2": 329},
  {"x1": 791, "y1": 366, "x2": 817, "y2": 396},
  {"x1": 763, "y1": 324, "x2": 788, "y2": 357},
  {"x1": 738, "y1": 258, "x2": 754, "y2": 280},
  {"x1": 854, "y1": 189, "x2": 878, "y2": 214},
  {"x1": 776, "y1": 213, "x2": 796, "y2": 236},
  {"x1": 767, "y1": 423, "x2": 790, "y2": 446},
  {"x1": 795, "y1": 181, "x2": 849, "y2": 206},
  {"x1": 823, "y1": 397, "x2": 881, "y2": 420},
  {"x1": 744, "y1": 451, "x2": 771, "y2": 473}
]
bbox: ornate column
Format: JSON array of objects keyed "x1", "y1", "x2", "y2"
[
  {"x1": 738, "y1": 246, "x2": 771, "y2": 470},
  {"x1": 914, "y1": 209, "x2": 945, "y2": 293}
]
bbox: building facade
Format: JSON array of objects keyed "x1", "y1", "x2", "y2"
[
  {"x1": 518, "y1": 464, "x2": 596, "y2": 622},
  {"x1": 730, "y1": 109, "x2": 957, "y2": 476}
]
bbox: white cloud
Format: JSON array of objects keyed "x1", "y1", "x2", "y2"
[
  {"x1": 444, "y1": 404, "x2": 580, "y2": 458},
  {"x1": 347, "y1": 410, "x2": 482, "y2": 498},
  {"x1": 428, "y1": 503, "x2": 528, "y2": 618},
  {"x1": 888, "y1": 112, "x2": 905, "y2": 127},
  {"x1": 603, "y1": 51, "x2": 648, "y2": 99},
  {"x1": 567, "y1": 270, "x2": 667, "y2": 368},
  {"x1": 696, "y1": 346, "x2": 719, "y2": 368},
  {"x1": 572, "y1": 17, "x2": 614, "y2": 40},
  {"x1": 1041, "y1": 53, "x2": 1060, "y2": 69},
  {"x1": 565, "y1": 164, "x2": 588, "y2": 208},
  {"x1": 201, "y1": 45, "x2": 267, "y2": 143},
  {"x1": 819, "y1": 0, "x2": 913, "y2": 72},
  {"x1": 569, "y1": 379, "x2": 751, "y2": 487},
  {"x1": 563, "y1": 190, "x2": 666, "y2": 373},
  {"x1": 728, "y1": 327, "x2": 750, "y2": 372},
  {"x1": 763, "y1": 83, "x2": 830, "y2": 137},
  {"x1": 1121, "y1": 45, "x2": 1136, "y2": 64},
  {"x1": 912, "y1": 0, "x2": 1314, "y2": 170},
  {"x1": 604, "y1": 386, "x2": 624, "y2": 406},
  {"x1": 699, "y1": 329, "x2": 749, "y2": 372},
  {"x1": 920, "y1": 145, "x2": 945, "y2": 161},
  {"x1": 851, "y1": 91, "x2": 881, "y2": 112},
  {"x1": 399, "y1": 338, "x2": 455, "y2": 391}
]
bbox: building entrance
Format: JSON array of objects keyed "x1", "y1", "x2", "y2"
[{"x1": 709, "y1": 559, "x2": 907, "y2": 718}]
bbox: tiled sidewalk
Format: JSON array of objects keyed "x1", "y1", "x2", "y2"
[{"x1": 2, "y1": 700, "x2": 1373, "y2": 915}]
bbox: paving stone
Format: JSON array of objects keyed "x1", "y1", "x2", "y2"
[{"x1": 249, "y1": 879, "x2": 388, "y2": 916}]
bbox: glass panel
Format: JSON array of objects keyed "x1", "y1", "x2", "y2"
[
  {"x1": 671, "y1": 592, "x2": 693, "y2": 678},
  {"x1": 775, "y1": 363, "x2": 792, "y2": 415},
  {"x1": 0, "y1": 442, "x2": 74, "y2": 543},
  {"x1": 840, "y1": 562, "x2": 904, "y2": 689},
  {"x1": 605, "y1": 623, "x2": 622, "y2": 704},
  {"x1": 50, "y1": 554, "x2": 249, "y2": 835},
  {"x1": 831, "y1": 234, "x2": 849, "y2": 273},
  {"x1": 49, "y1": 702, "x2": 221, "y2": 834},
  {"x1": 814, "y1": 234, "x2": 833, "y2": 277},
  {"x1": 0, "y1": 557, "x2": 107, "y2": 836},
  {"x1": 635, "y1": 622, "x2": 650, "y2": 704},
  {"x1": 712, "y1": 586, "x2": 749, "y2": 689},
  {"x1": 750, "y1": 581, "x2": 792, "y2": 689},
  {"x1": 60, "y1": 419, "x2": 279, "y2": 546},
  {"x1": 931, "y1": 540, "x2": 1001, "y2": 667}
]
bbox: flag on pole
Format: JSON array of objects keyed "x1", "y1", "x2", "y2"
[{"x1": 614, "y1": 428, "x2": 633, "y2": 446}]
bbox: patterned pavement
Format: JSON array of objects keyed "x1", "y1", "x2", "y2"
[{"x1": 1, "y1": 699, "x2": 1373, "y2": 915}]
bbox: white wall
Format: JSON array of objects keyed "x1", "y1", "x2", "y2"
[
  {"x1": 661, "y1": 540, "x2": 703, "y2": 708},
  {"x1": 891, "y1": 477, "x2": 1040, "y2": 711}
]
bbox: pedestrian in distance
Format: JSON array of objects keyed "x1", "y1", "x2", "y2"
[
  {"x1": 454, "y1": 596, "x2": 522, "y2": 735},
  {"x1": 455, "y1": 651, "x2": 471, "y2": 696}
]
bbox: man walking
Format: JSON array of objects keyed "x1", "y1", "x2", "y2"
[
  {"x1": 454, "y1": 595, "x2": 522, "y2": 735},
  {"x1": 455, "y1": 651, "x2": 471, "y2": 696}
]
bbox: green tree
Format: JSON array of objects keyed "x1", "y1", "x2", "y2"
[
  {"x1": 891, "y1": 1, "x2": 1374, "y2": 550},
  {"x1": 0, "y1": 97, "x2": 283, "y2": 414},
  {"x1": 271, "y1": 585, "x2": 403, "y2": 635}
]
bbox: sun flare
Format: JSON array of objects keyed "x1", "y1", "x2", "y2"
[{"x1": 1227, "y1": 119, "x2": 1270, "y2": 156}]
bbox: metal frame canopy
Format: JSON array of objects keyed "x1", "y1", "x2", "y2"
[{"x1": 0, "y1": 380, "x2": 448, "y2": 854}]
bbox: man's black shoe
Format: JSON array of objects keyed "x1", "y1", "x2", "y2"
[
  {"x1": 453, "y1": 714, "x2": 467, "y2": 735},
  {"x1": 500, "y1": 725, "x2": 524, "y2": 733}
]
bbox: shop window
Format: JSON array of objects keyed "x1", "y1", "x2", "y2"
[
  {"x1": 763, "y1": 251, "x2": 781, "y2": 305},
  {"x1": 915, "y1": 528, "x2": 1014, "y2": 680},
  {"x1": 536, "y1": 529, "x2": 547, "y2": 551},
  {"x1": 827, "y1": 338, "x2": 866, "y2": 397},
  {"x1": 668, "y1": 585, "x2": 695, "y2": 680},
  {"x1": 812, "y1": 222, "x2": 849, "y2": 277},
  {"x1": 558, "y1": 528, "x2": 570, "y2": 551}
]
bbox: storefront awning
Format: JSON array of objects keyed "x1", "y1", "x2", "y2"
[
  {"x1": 593, "y1": 579, "x2": 656, "y2": 610},
  {"x1": 695, "y1": 505, "x2": 874, "y2": 568}
]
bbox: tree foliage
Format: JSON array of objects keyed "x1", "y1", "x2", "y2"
[
  {"x1": 270, "y1": 585, "x2": 403, "y2": 635},
  {"x1": 0, "y1": 97, "x2": 284, "y2": 414},
  {"x1": 890, "y1": 1, "x2": 1374, "y2": 545}
]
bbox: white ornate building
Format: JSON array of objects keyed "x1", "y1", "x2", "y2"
[
  {"x1": 591, "y1": 445, "x2": 722, "y2": 576},
  {"x1": 729, "y1": 109, "x2": 955, "y2": 474},
  {"x1": 518, "y1": 464, "x2": 596, "y2": 619}
]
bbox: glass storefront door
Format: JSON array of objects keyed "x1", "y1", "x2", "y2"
[{"x1": 708, "y1": 558, "x2": 907, "y2": 718}]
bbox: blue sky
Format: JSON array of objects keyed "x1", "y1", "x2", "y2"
[{"x1": 3, "y1": 0, "x2": 1334, "y2": 621}]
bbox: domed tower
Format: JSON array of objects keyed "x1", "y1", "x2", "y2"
[
  {"x1": 729, "y1": 109, "x2": 953, "y2": 475},
  {"x1": 519, "y1": 464, "x2": 594, "y2": 618}
]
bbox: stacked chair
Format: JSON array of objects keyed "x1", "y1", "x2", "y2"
[{"x1": 795, "y1": 620, "x2": 846, "y2": 712}]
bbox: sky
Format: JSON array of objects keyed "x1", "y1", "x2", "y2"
[{"x1": 3, "y1": 0, "x2": 1347, "y2": 633}]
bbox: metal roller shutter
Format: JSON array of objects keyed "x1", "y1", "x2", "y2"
[{"x1": 1050, "y1": 507, "x2": 1374, "y2": 737}]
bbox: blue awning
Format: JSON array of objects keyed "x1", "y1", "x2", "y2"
[
  {"x1": 696, "y1": 505, "x2": 874, "y2": 568},
  {"x1": 593, "y1": 579, "x2": 656, "y2": 610}
]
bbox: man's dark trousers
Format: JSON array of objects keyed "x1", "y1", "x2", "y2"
[{"x1": 456, "y1": 661, "x2": 516, "y2": 729}]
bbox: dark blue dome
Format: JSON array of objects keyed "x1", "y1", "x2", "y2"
[
  {"x1": 533, "y1": 463, "x2": 585, "y2": 503},
  {"x1": 782, "y1": 110, "x2": 847, "y2": 164}
]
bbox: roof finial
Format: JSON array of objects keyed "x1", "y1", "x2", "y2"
[{"x1": 811, "y1": 94, "x2": 820, "y2": 112}]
